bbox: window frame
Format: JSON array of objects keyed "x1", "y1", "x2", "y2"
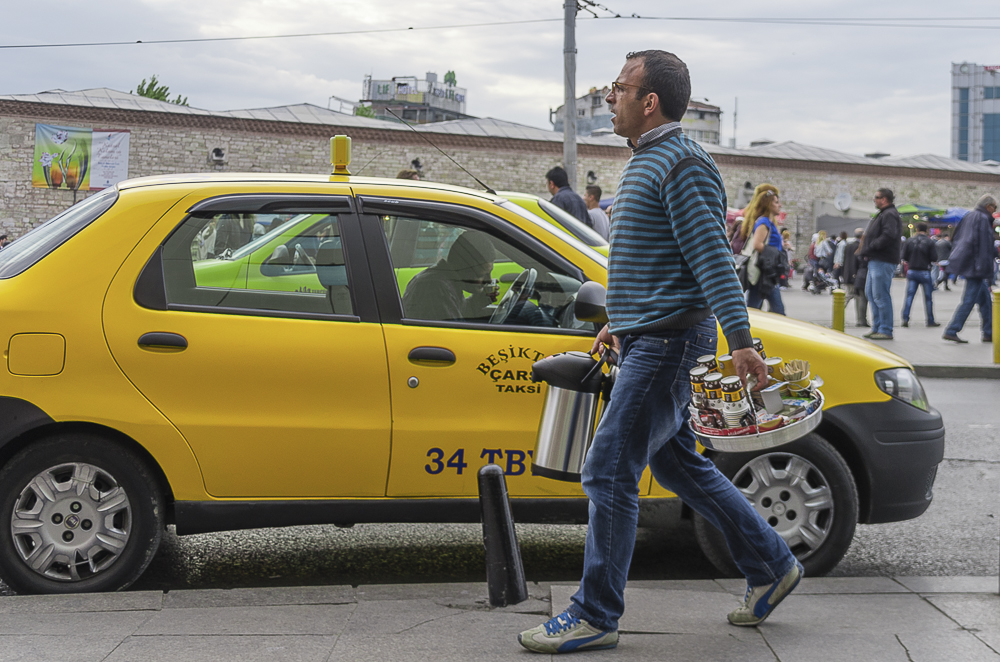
[
  {"x1": 134, "y1": 194, "x2": 379, "y2": 323},
  {"x1": 356, "y1": 196, "x2": 595, "y2": 336}
]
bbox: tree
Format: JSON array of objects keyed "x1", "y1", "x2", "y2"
[
  {"x1": 133, "y1": 75, "x2": 189, "y2": 106},
  {"x1": 354, "y1": 104, "x2": 376, "y2": 118}
]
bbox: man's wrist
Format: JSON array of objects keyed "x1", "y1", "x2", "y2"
[{"x1": 725, "y1": 328, "x2": 754, "y2": 352}]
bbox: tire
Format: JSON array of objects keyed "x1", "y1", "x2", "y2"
[
  {"x1": 0, "y1": 433, "x2": 164, "y2": 594},
  {"x1": 693, "y1": 434, "x2": 858, "y2": 578}
]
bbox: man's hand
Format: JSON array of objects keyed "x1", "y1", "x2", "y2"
[
  {"x1": 591, "y1": 324, "x2": 620, "y2": 363},
  {"x1": 731, "y1": 347, "x2": 768, "y2": 391}
]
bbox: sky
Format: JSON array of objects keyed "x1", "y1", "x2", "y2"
[{"x1": 3, "y1": 1, "x2": 997, "y2": 158}]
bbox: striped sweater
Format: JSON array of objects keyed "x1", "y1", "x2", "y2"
[{"x1": 607, "y1": 129, "x2": 753, "y2": 351}]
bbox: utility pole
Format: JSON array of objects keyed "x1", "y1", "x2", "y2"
[
  {"x1": 563, "y1": 0, "x2": 577, "y2": 190},
  {"x1": 731, "y1": 97, "x2": 738, "y2": 149}
]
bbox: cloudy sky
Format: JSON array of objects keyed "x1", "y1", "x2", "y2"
[{"x1": 3, "y1": 1, "x2": 996, "y2": 158}]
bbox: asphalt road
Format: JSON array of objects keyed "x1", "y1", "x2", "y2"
[{"x1": 1, "y1": 378, "x2": 997, "y2": 596}]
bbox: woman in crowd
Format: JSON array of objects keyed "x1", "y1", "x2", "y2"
[{"x1": 743, "y1": 185, "x2": 787, "y2": 314}]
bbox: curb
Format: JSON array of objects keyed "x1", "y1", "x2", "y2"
[{"x1": 913, "y1": 364, "x2": 1000, "y2": 379}]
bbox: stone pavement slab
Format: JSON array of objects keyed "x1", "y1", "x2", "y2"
[
  {"x1": 135, "y1": 603, "x2": 355, "y2": 636},
  {"x1": 104, "y1": 634, "x2": 340, "y2": 662},
  {"x1": 0, "y1": 590, "x2": 162, "y2": 615},
  {"x1": 926, "y1": 593, "x2": 1000, "y2": 653},
  {"x1": 896, "y1": 576, "x2": 1000, "y2": 593}
]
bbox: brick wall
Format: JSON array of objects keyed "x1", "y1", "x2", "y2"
[{"x1": 1, "y1": 101, "x2": 997, "y2": 252}]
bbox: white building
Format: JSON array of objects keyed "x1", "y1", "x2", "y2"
[
  {"x1": 951, "y1": 62, "x2": 1000, "y2": 163},
  {"x1": 551, "y1": 87, "x2": 721, "y2": 144}
]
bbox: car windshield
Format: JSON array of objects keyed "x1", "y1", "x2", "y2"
[
  {"x1": 535, "y1": 198, "x2": 608, "y2": 248},
  {"x1": 499, "y1": 200, "x2": 607, "y2": 269},
  {"x1": 227, "y1": 214, "x2": 311, "y2": 260},
  {"x1": 0, "y1": 188, "x2": 118, "y2": 279}
]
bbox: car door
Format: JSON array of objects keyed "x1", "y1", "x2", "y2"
[
  {"x1": 355, "y1": 194, "x2": 606, "y2": 498},
  {"x1": 103, "y1": 189, "x2": 392, "y2": 499}
]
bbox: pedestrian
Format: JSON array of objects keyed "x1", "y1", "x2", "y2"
[
  {"x1": 900, "y1": 222, "x2": 939, "y2": 327},
  {"x1": 742, "y1": 186, "x2": 788, "y2": 314},
  {"x1": 583, "y1": 185, "x2": 611, "y2": 240},
  {"x1": 860, "y1": 188, "x2": 902, "y2": 340},
  {"x1": 732, "y1": 184, "x2": 777, "y2": 255},
  {"x1": 0, "y1": 235, "x2": 10, "y2": 250},
  {"x1": 545, "y1": 166, "x2": 590, "y2": 224},
  {"x1": 832, "y1": 231, "x2": 848, "y2": 286},
  {"x1": 942, "y1": 195, "x2": 998, "y2": 343},
  {"x1": 518, "y1": 50, "x2": 801, "y2": 655},
  {"x1": 842, "y1": 228, "x2": 869, "y2": 326},
  {"x1": 936, "y1": 233, "x2": 954, "y2": 290}
]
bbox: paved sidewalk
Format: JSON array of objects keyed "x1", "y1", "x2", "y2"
[
  {"x1": 0, "y1": 578, "x2": 996, "y2": 661},
  {"x1": 776, "y1": 278, "x2": 998, "y2": 376}
]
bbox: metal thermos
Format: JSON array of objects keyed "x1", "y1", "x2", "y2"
[{"x1": 530, "y1": 350, "x2": 612, "y2": 482}]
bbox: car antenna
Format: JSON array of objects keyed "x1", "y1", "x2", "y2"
[{"x1": 384, "y1": 108, "x2": 497, "y2": 195}]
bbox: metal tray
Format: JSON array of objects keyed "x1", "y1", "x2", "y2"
[{"x1": 690, "y1": 390, "x2": 824, "y2": 453}]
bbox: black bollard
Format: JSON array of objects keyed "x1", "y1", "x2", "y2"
[{"x1": 478, "y1": 464, "x2": 528, "y2": 607}]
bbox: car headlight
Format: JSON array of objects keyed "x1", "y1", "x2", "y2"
[{"x1": 874, "y1": 368, "x2": 929, "y2": 411}]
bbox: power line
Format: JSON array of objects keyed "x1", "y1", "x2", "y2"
[{"x1": 1, "y1": 14, "x2": 998, "y2": 50}]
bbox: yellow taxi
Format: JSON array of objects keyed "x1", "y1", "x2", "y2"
[{"x1": 0, "y1": 138, "x2": 943, "y2": 594}]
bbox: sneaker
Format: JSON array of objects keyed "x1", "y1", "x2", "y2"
[
  {"x1": 901, "y1": 320, "x2": 909, "y2": 328},
  {"x1": 927, "y1": 322, "x2": 941, "y2": 328},
  {"x1": 518, "y1": 611, "x2": 618, "y2": 654},
  {"x1": 869, "y1": 333, "x2": 893, "y2": 340},
  {"x1": 862, "y1": 331, "x2": 877, "y2": 338},
  {"x1": 942, "y1": 333, "x2": 968, "y2": 344},
  {"x1": 728, "y1": 562, "x2": 803, "y2": 627}
]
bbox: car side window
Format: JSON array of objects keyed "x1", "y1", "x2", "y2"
[
  {"x1": 381, "y1": 214, "x2": 591, "y2": 331},
  {"x1": 160, "y1": 211, "x2": 354, "y2": 317}
]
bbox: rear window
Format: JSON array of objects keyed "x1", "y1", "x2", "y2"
[{"x1": 0, "y1": 189, "x2": 118, "y2": 279}]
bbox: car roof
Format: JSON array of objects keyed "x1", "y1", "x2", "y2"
[{"x1": 116, "y1": 172, "x2": 504, "y2": 203}]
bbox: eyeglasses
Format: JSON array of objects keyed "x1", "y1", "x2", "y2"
[{"x1": 611, "y1": 80, "x2": 650, "y2": 96}]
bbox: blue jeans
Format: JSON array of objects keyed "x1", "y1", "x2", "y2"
[
  {"x1": 945, "y1": 278, "x2": 993, "y2": 338},
  {"x1": 865, "y1": 260, "x2": 896, "y2": 335},
  {"x1": 746, "y1": 281, "x2": 785, "y2": 315},
  {"x1": 567, "y1": 319, "x2": 796, "y2": 632},
  {"x1": 901, "y1": 270, "x2": 935, "y2": 325}
]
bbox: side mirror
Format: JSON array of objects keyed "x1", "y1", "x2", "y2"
[{"x1": 575, "y1": 281, "x2": 608, "y2": 324}]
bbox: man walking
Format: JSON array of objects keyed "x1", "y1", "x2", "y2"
[
  {"x1": 583, "y1": 185, "x2": 611, "y2": 240},
  {"x1": 943, "y1": 195, "x2": 998, "y2": 343},
  {"x1": 861, "y1": 189, "x2": 902, "y2": 340},
  {"x1": 545, "y1": 166, "x2": 590, "y2": 224},
  {"x1": 842, "y1": 228, "x2": 869, "y2": 326},
  {"x1": 900, "y1": 222, "x2": 940, "y2": 328},
  {"x1": 518, "y1": 50, "x2": 801, "y2": 655}
]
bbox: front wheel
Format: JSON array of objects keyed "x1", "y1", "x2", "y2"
[
  {"x1": 693, "y1": 434, "x2": 858, "y2": 578},
  {"x1": 0, "y1": 434, "x2": 165, "y2": 594}
]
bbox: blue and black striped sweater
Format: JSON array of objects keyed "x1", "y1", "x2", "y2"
[{"x1": 607, "y1": 129, "x2": 754, "y2": 351}]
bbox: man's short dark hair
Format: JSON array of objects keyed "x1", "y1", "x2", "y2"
[
  {"x1": 625, "y1": 50, "x2": 690, "y2": 122},
  {"x1": 877, "y1": 188, "x2": 894, "y2": 204},
  {"x1": 916, "y1": 222, "x2": 928, "y2": 233},
  {"x1": 546, "y1": 166, "x2": 570, "y2": 189},
  {"x1": 585, "y1": 185, "x2": 602, "y2": 200},
  {"x1": 0, "y1": 235, "x2": 8, "y2": 242}
]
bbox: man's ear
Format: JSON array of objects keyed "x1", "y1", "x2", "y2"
[{"x1": 644, "y1": 93, "x2": 661, "y2": 118}]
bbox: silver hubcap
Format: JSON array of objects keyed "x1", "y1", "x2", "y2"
[
  {"x1": 732, "y1": 453, "x2": 834, "y2": 559},
  {"x1": 10, "y1": 462, "x2": 132, "y2": 582}
]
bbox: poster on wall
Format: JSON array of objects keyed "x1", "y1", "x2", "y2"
[{"x1": 32, "y1": 124, "x2": 130, "y2": 191}]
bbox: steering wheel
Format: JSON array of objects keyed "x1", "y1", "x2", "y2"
[{"x1": 489, "y1": 268, "x2": 537, "y2": 325}]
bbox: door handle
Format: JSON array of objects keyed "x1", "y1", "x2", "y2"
[
  {"x1": 407, "y1": 346, "x2": 456, "y2": 365},
  {"x1": 138, "y1": 332, "x2": 188, "y2": 350}
]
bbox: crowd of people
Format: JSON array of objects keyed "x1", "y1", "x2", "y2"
[{"x1": 724, "y1": 186, "x2": 997, "y2": 343}]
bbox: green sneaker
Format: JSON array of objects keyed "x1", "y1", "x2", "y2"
[
  {"x1": 728, "y1": 561, "x2": 803, "y2": 627},
  {"x1": 518, "y1": 611, "x2": 618, "y2": 653}
]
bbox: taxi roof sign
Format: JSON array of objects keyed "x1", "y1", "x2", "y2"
[{"x1": 330, "y1": 135, "x2": 351, "y2": 177}]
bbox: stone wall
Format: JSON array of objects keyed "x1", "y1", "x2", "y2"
[{"x1": 1, "y1": 100, "x2": 998, "y2": 255}]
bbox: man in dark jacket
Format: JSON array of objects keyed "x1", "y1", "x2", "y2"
[
  {"x1": 900, "y1": 222, "x2": 939, "y2": 327},
  {"x1": 860, "y1": 188, "x2": 902, "y2": 340},
  {"x1": 943, "y1": 195, "x2": 998, "y2": 343},
  {"x1": 545, "y1": 166, "x2": 590, "y2": 225},
  {"x1": 842, "y1": 228, "x2": 868, "y2": 326}
]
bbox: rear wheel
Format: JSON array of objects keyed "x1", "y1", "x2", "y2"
[
  {"x1": 0, "y1": 434, "x2": 164, "y2": 594},
  {"x1": 694, "y1": 434, "x2": 858, "y2": 578}
]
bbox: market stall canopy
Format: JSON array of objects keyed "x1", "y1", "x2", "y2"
[
  {"x1": 939, "y1": 207, "x2": 970, "y2": 223},
  {"x1": 895, "y1": 203, "x2": 946, "y2": 216}
]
